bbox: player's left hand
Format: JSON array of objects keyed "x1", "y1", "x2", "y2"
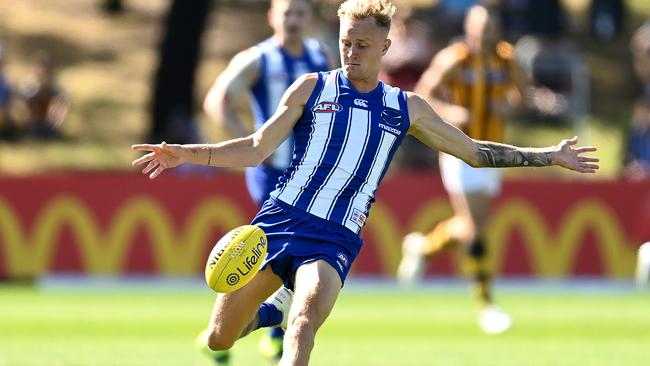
[
  {"x1": 552, "y1": 136, "x2": 599, "y2": 173},
  {"x1": 132, "y1": 142, "x2": 184, "y2": 179}
]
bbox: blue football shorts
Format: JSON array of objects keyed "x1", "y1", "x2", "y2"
[{"x1": 250, "y1": 197, "x2": 363, "y2": 290}]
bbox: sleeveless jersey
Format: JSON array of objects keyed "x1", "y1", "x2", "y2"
[
  {"x1": 272, "y1": 69, "x2": 410, "y2": 233},
  {"x1": 445, "y1": 41, "x2": 517, "y2": 142},
  {"x1": 250, "y1": 37, "x2": 329, "y2": 169}
]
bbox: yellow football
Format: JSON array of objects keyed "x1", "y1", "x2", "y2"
[{"x1": 204, "y1": 225, "x2": 268, "y2": 293}]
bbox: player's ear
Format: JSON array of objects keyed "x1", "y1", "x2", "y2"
[{"x1": 382, "y1": 39, "x2": 392, "y2": 55}]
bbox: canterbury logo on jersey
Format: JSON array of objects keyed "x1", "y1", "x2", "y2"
[
  {"x1": 353, "y1": 98, "x2": 369, "y2": 108},
  {"x1": 312, "y1": 101, "x2": 343, "y2": 113}
]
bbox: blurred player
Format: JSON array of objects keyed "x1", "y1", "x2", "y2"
[
  {"x1": 22, "y1": 52, "x2": 69, "y2": 139},
  {"x1": 623, "y1": 21, "x2": 650, "y2": 181},
  {"x1": 133, "y1": 1, "x2": 598, "y2": 365},
  {"x1": 204, "y1": 0, "x2": 335, "y2": 207},
  {"x1": 396, "y1": 5, "x2": 525, "y2": 334},
  {"x1": 202, "y1": 0, "x2": 333, "y2": 363}
]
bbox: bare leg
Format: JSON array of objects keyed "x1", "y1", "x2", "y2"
[
  {"x1": 280, "y1": 260, "x2": 342, "y2": 366},
  {"x1": 206, "y1": 267, "x2": 283, "y2": 350},
  {"x1": 416, "y1": 190, "x2": 485, "y2": 253},
  {"x1": 416, "y1": 189, "x2": 494, "y2": 303},
  {"x1": 453, "y1": 190, "x2": 493, "y2": 305},
  {"x1": 398, "y1": 188, "x2": 494, "y2": 287}
]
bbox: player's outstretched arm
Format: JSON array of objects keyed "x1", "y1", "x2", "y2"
[
  {"x1": 406, "y1": 93, "x2": 599, "y2": 173},
  {"x1": 474, "y1": 137, "x2": 599, "y2": 173},
  {"x1": 132, "y1": 74, "x2": 318, "y2": 179}
]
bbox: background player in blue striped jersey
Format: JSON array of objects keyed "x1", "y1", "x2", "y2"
[
  {"x1": 204, "y1": 0, "x2": 335, "y2": 208},
  {"x1": 133, "y1": 1, "x2": 599, "y2": 365},
  {"x1": 202, "y1": 0, "x2": 333, "y2": 363}
]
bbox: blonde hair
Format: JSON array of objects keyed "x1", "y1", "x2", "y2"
[{"x1": 337, "y1": 0, "x2": 396, "y2": 30}]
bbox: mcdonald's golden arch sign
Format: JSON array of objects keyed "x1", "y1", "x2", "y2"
[{"x1": 0, "y1": 173, "x2": 647, "y2": 278}]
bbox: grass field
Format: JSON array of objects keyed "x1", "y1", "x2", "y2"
[{"x1": 1, "y1": 280, "x2": 648, "y2": 366}]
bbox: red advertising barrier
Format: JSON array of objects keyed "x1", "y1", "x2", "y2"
[{"x1": 0, "y1": 172, "x2": 648, "y2": 278}]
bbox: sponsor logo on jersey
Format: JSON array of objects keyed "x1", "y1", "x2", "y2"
[
  {"x1": 350, "y1": 208, "x2": 367, "y2": 227},
  {"x1": 353, "y1": 98, "x2": 369, "y2": 108},
  {"x1": 381, "y1": 108, "x2": 402, "y2": 126},
  {"x1": 379, "y1": 124, "x2": 401, "y2": 135},
  {"x1": 312, "y1": 101, "x2": 343, "y2": 113}
]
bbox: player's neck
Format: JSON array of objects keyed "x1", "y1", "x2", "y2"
[
  {"x1": 347, "y1": 75, "x2": 380, "y2": 94},
  {"x1": 273, "y1": 35, "x2": 304, "y2": 57}
]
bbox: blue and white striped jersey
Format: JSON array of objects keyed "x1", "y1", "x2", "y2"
[
  {"x1": 271, "y1": 69, "x2": 410, "y2": 233},
  {"x1": 250, "y1": 37, "x2": 329, "y2": 169}
]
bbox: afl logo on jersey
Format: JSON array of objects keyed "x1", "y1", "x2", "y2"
[
  {"x1": 381, "y1": 108, "x2": 402, "y2": 127},
  {"x1": 312, "y1": 101, "x2": 343, "y2": 113}
]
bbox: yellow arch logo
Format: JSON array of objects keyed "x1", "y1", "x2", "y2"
[
  {"x1": 488, "y1": 199, "x2": 634, "y2": 277},
  {"x1": 0, "y1": 195, "x2": 637, "y2": 278},
  {"x1": 366, "y1": 198, "x2": 636, "y2": 278},
  {"x1": 0, "y1": 195, "x2": 248, "y2": 276}
]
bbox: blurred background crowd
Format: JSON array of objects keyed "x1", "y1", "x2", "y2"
[{"x1": 0, "y1": 0, "x2": 648, "y2": 178}]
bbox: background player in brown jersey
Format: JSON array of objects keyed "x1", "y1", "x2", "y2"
[{"x1": 397, "y1": 4, "x2": 525, "y2": 334}]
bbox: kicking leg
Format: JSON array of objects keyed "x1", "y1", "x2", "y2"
[{"x1": 206, "y1": 266, "x2": 283, "y2": 350}]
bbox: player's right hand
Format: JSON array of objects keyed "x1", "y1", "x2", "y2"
[{"x1": 132, "y1": 142, "x2": 184, "y2": 179}]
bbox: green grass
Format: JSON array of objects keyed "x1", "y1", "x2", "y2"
[{"x1": 1, "y1": 283, "x2": 649, "y2": 366}]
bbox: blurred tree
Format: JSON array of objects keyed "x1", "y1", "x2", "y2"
[{"x1": 149, "y1": 0, "x2": 213, "y2": 144}]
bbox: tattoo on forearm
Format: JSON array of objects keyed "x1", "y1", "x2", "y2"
[
  {"x1": 191, "y1": 148, "x2": 198, "y2": 155},
  {"x1": 477, "y1": 143, "x2": 552, "y2": 168}
]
